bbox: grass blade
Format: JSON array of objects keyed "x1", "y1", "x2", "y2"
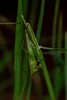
[
  {"x1": 52, "y1": 0, "x2": 60, "y2": 48},
  {"x1": 20, "y1": 79, "x2": 27, "y2": 100},
  {"x1": 36, "y1": 0, "x2": 46, "y2": 42},
  {"x1": 21, "y1": 0, "x2": 29, "y2": 98},
  {"x1": 26, "y1": 75, "x2": 32, "y2": 100},
  {"x1": 57, "y1": 12, "x2": 62, "y2": 53},
  {"x1": 29, "y1": 0, "x2": 38, "y2": 28},
  {"x1": 54, "y1": 12, "x2": 63, "y2": 99},
  {"x1": 14, "y1": 0, "x2": 23, "y2": 100},
  {"x1": 39, "y1": 49, "x2": 55, "y2": 100},
  {"x1": 35, "y1": 0, "x2": 55, "y2": 99},
  {"x1": 22, "y1": 0, "x2": 28, "y2": 18}
]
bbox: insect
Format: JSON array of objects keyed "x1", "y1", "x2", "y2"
[
  {"x1": 21, "y1": 15, "x2": 67, "y2": 75},
  {"x1": 25, "y1": 30, "x2": 38, "y2": 75}
]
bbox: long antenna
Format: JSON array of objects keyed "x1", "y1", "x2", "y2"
[{"x1": 0, "y1": 22, "x2": 22, "y2": 25}]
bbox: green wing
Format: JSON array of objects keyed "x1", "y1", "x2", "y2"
[{"x1": 25, "y1": 30, "x2": 38, "y2": 75}]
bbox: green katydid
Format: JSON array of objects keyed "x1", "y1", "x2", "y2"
[
  {"x1": 25, "y1": 30, "x2": 39, "y2": 75},
  {"x1": 21, "y1": 15, "x2": 67, "y2": 74}
]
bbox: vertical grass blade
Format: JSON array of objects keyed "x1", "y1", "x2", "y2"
[
  {"x1": 36, "y1": 0, "x2": 46, "y2": 42},
  {"x1": 14, "y1": 0, "x2": 23, "y2": 100},
  {"x1": 21, "y1": 0, "x2": 29, "y2": 98},
  {"x1": 26, "y1": 75, "x2": 32, "y2": 100},
  {"x1": 29, "y1": 0, "x2": 38, "y2": 28},
  {"x1": 39, "y1": 49, "x2": 55, "y2": 100},
  {"x1": 65, "y1": 31, "x2": 67, "y2": 100},
  {"x1": 54, "y1": 12, "x2": 63, "y2": 99},
  {"x1": 20, "y1": 79, "x2": 27, "y2": 100},
  {"x1": 22, "y1": 0, "x2": 28, "y2": 18},
  {"x1": 57, "y1": 12, "x2": 62, "y2": 54},
  {"x1": 52, "y1": 0, "x2": 60, "y2": 48},
  {"x1": 35, "y1": 0, "x2": 55, "y2": 99}
]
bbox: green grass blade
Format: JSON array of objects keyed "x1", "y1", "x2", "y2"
[
  {"x1": 22, "y1": 0, "x2": 28, "y2": 18},
  {"x1": 36, "y1": 0, "x2": 46, "y2": 42},
  {"x1": 54, "y1": 12, "x2": 63, "y2": 99},
  {"x1": 20, "y1": 79, "x2": 27, "y2": 100},
  {"x1": 26, "y1": 75, "x2": 32, "y2": 100},
  {"x1": 14, "y1": 0, "x2": 23, "y2": 100},
  {"x1": 39, "y1": 49, "x2": 55, "y2": 100},
  {"x1": 21, "y1": 0, "x2": 29, "y2": 98},
  {"x1": 54, "y1": 67, "x2": 63, "y2": 99},
  {"x1": 65, "y1": 31, "x2": 67, "y2": 100},
  {"x1": 29, "y1": 0, "x2": 38, "y2": 28},
  {"x1": 52, "y1": 0, "x2": 60, "y2": 48},
  {"x1": 57, "y1": 12, "x2": 62, "y2": 53},
  {"x1": 21, "y1": 54, "x2": 29, "y2": 99}
]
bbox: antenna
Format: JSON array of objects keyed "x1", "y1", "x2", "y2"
[{"x1": 0, "y1": 22, "x2": 22, "y2": 25}]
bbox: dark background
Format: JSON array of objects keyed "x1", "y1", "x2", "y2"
[{"x1": 0, "y1": 0, "x2": 66, "y2": 100}]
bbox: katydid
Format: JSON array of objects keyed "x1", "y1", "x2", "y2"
[
  {"x1": 25, "y1": 30, "x2": 38, "y2": 75},
  {"x1": 21, "y1": 15, "x2": 67, "y2": 70}
]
